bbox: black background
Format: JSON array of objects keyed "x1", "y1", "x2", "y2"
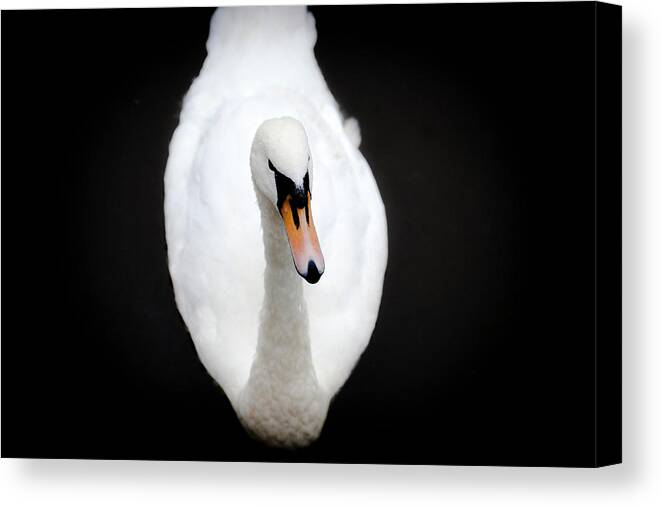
[{"x1": 1, "y1": 3, "x2": 611, "y2": 466}]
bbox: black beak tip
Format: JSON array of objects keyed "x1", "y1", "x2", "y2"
[{"x1": 304, "y1": 260, "x2": 322, "y2": 284}]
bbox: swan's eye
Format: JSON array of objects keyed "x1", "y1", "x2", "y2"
[{"x1": 268, "y1": 159, "x2": 277, "y2": 172}]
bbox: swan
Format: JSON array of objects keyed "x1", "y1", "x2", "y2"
[{"x1": 164, "y1": 6, "x2": 388, "y2": 447}]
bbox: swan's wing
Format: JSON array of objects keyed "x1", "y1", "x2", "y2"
[
  {"x1": 304, "y1": 109, "x2": 388, "y2": 397},
  {"x1": 343, "y1": 117, "x2": 362, "y2": 148},
  {"x1": 166, "y1": 100, "x2": 264, "y2": 405}
]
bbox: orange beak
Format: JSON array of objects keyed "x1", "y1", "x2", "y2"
[{"x1": 279, "y1": 191, "x2": 325, "y2": 284}]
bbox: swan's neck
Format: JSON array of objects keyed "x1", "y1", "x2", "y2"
[
  {"x1": 238, "y1": 190, "x2": 327, "y2": 447},
  {"x1": 253, "y1": 191, "x2": 314, "y2": 378}
]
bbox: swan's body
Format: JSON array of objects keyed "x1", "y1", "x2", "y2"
[{"x1": 164, "y1": 7, "x2": 387, "y2": 447}]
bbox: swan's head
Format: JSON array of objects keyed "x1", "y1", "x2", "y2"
[{"x1": 250, "y1": 117, "x2": 325, "y2": 284}]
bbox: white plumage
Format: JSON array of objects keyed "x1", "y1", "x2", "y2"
[{"x1": 164, "y1": 6, "x2": 388, "y2": 446}]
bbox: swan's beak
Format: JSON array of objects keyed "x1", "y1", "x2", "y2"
[{"x1": 279, "y1": 191, "x2": 325, "y2": 284}]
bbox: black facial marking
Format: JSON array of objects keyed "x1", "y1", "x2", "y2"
[
  {"x1": 274, "y1": 169, "x2": 296, "y2": 211},
  {"x1": 270, "y1": 161, "x2": 310, "y2": 229},
  {"x1": 303, "y1": 172, "x2": 310, "y2": 194},
  {"x1": 303, "y1": 172, "x2": 310, "y2": 225},
  {"x1": 290, "y1": 199, "x2": 300, "y2": 229}
]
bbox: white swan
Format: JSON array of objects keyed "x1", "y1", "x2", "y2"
[{"x1": 164, "y1": 6, "x2": 388, "y2": 447}]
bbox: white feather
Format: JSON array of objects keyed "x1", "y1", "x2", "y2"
[{"x1": 164, "y1": 6, "x2": 388, "y2": 446}]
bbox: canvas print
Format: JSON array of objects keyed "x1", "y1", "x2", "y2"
[{"x1": 1, "y1": 2, "x2": 622, "y2": 466}]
